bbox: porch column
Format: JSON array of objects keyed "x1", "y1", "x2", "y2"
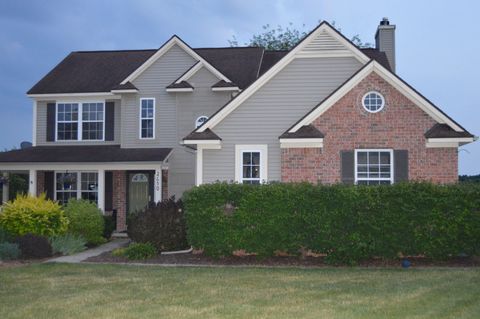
[
  {"x1": 97, "y1": 169, "x2": 105, "y2": 212},
  {"x1": 28, "y1": 169, "x2": 37, "y2": 196},
  {"x1": 154, "y1": 168, "x2": 162, "y2": 203},
  {"x1": 2, "y1": 173, "x2": 9, "y2": 204}
]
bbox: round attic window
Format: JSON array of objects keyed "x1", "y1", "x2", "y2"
[{"x1": 362, "y1": 91, "x2": 385, "y2": 113}]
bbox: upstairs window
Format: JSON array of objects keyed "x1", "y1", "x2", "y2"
[
  {"x1": 362, "y1": 91, "x2": 385, "y2": 113},
  {"x1": 56, "y1": 102, "x2": 104, "y2": 141},
  {"x1": 195, "y1": 116, "x2": 208, "y2": 128},
  {"x1": 355, "y1": 149, "x2": 393, "y2": 185},
  {"x1": 140, "y1": 98, "x2": 155, "y2": 139}
]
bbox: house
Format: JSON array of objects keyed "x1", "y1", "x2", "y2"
[{"x1": 0, "y1": 18, "x2": 475, "y2": 231}]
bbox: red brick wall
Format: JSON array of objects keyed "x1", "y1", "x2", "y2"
[
  {"x1": 162, "y1": 169, "x2": 168, "y2": 200},
  {"x1": 282, "y1": 72, "x2": 458, "y2": 184},
  {"x1": 36, "y1": 171, "x2": 45, "y2": 196},
  {"x1": 113, "y1": 170, "x2": 127, "y2": 231}
]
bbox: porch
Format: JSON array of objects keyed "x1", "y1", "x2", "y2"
[{"x1": 0, "y1": 145, "x2": 172, "y2": 231}]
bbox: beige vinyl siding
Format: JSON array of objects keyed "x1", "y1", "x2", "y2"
[
  {"x1": 203, "y1": 56, "x2": 363, "y2": 183},
  {"x1": 121, "y1": 44, "x2": 196, "y2": 148},
  {"x1": 35, "y1": 100, "x2": 121, "y2": 146},
  {"x1": 169, "y1": 66, "x2": 231, "y2": 197}
]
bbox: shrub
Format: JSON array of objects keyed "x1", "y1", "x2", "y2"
[
  {"x1": 184, "y1": 182, "x2": 480, "y2": 264},
  {"x1": 50, "y1": 234, "x2": 87, "y2": 255},
  {"x1": 127, "y1": 198, "x2": 188, "y2": 252},
  {"x1": 0, "y1": 226, "x2": 12, "y2": 244},
  {"x1": 0, "y1": 242, "x2": 20, "y2": 260},
  {"x1": 64, "y1": 199, "x2": 105, "y2": 246},
  {"x1": 15, "y1": 234, "x2": 53, "y2": 259},
  {"x1": 123, "y1": 242, "x2": 156, "y2": 260},
  {"x1": 103, "y1": 215, "x2": 116, "y2": 239},
  {"x1": 0, "y1": 194, "x2": 68, "y2": 237}
]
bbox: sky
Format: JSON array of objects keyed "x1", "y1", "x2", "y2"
[{"x1": 0, "y1": 0, "x2": 478, "y2": 174}]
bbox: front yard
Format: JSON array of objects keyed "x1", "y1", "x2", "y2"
[{"x1": 1, "y1": 263, "x2": 479, "y2": 318}]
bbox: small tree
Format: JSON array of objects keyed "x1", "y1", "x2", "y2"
[{"x1": 229, "y1": 21, "x2": 372, "y2": 50}]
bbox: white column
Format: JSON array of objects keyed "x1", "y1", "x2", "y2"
[
  {"x1": 196, "y1": 146, "x2": 203, "y2": 186},
  {"x1": 2, "y1": 173, "x2": 9, "y2": 204},
  {"x1": 28, "y1": 169, "x2": 37, "y2": 196},
  {"x1": 97, "y1": 169, "x2": 105, "y2": 212},
  {"x1": 154, "y1": 168, "x2": 162, "y2": 203}
]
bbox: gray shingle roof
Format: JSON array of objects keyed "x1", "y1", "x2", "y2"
[
  {"x1": 279, "y1": 125, "x2": 325, "y2": 139},
  {"x1": 425, "y1": 123, "x2": 473, "y2": 138},
  {"x1": 0, "y1": 145, "x2": 172, "y2": 163},
  {"x1": 183, "y1": 129, "x2": 221, "y2": 140}
]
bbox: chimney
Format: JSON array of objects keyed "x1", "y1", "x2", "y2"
[{"x1": 375, "y1": 17, "x2": 396, "y2": 72}]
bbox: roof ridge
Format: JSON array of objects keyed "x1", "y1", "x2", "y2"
[
  {"x1": 194, "y1": 46, "x2": 263, "y2": 50},
  {"x1": 72, "y1": 49, "x2": 157, "y2": 53}
]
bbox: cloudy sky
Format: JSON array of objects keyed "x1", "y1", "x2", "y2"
[{"x1": 0, "y1": 0, "x2": 478, "y2": 174}]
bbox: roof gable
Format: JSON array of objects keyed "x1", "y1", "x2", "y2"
[
  {"x1": 288, "y1": 60, "x2": 469, "y2": 134},
  {"x1": 120, "y1": 36, "x2": 232, "y2": 85},
  {"x1": 196, "y1": 21, "x2": 371, "y2": 133}
]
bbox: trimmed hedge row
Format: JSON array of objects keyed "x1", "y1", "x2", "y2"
[{"x1": 183, "y1": 182, "x2": 480, "y2": 264}]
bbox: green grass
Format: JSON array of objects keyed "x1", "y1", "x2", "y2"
[{"x1": 0, "y1": 264, "x2": 479, "y2": 319}]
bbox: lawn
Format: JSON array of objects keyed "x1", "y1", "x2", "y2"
[{"x1": 0, "y1": 264, "x2": 479, "y2": 319}]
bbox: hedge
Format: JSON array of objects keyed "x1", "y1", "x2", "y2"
[{"x1": 183, "y1": 182, "x2": 480, "y2": 264}]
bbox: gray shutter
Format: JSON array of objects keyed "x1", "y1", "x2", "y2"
[
  {"x1": 394, "y1": 150, "x2": 409, "y2": 183},
  {"x1": 340, "y1": 150, "x2": 355, "y2": 184},
  {"x1": 46, "y1": 103, "x2": 56, "y2": 142},
  {"x1": 105, "y1": 102, "x2": 115, "y2": 141},
  {"x1": 104, "y1": 171, "x2": 113, "y2": 211},
  {"x1": 44, "y1": 171, "x2": 55, "y2": 200}
]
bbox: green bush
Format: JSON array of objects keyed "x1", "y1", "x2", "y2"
[
  {"x1": 0, "y1": 226, "x2": 12, "y2": 244},
  {"x1": 64, "y1": 199, "x2": 105, "y2": 246},
  {"x1": 0, "y1": 242, "x2": 20, "y2": 260},
  {"x1": 127, "y1": 199, "x2": 188, "y2": 252},
  {"x1": 123, "y1": 242, "x2": 157, "y2": 260},
  {"x1": 50, "y1": 234, "x2": 87, "y2": 255},
  {"x1": 103, "y1": 215, "x2": 116, "y2": 239},
  {"x1": 0, "y1": 194, "x2": 68, "y2": 237},
  {"x1": 184, "y1": 182, "x2": 480, "y2": 264}
]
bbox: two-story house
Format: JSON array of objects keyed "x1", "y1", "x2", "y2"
[{"x1": 0, "y1": 19, "x2": 475, "y2": 231}]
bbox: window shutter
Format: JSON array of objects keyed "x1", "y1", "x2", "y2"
[
  {"x1": 46, "y1": 103, "x2": 56, "y2": 142},
  {"x1": 104, "y1": 171, "x2": 113, "y2": 212},
  {"x1": 394, "y1": 150, "x2": 409, "y2": 182},
  {"x1": 44, "y1": 171, "x2": 54, "y2": 200},
  {"x1": 105, "y1": 102, "x2": 115, "y2": 141},
  {"x1": 340, "y1": 150, "x2": 355, "y2": 184}
]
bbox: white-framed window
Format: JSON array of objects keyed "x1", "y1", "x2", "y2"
[
  {"x1": 362, "y1": 91, "x2": 385, "y2": 113},
  {"x1": 195, "y1": 115, "x2": 208, "y2": 128},
  {"x1": 355, "y1": 149, "x2": 393, "y2": 185},
  {"x1": 140, "y1": 98, "x2": 155, "y2": 139},
  {"x1": 56, "y1": 102, "x2": 104, "y2": 141},
  {"x1": 55, "y1": 171, "x2": 99, "y2": 205},
  {"x1": 235, "y1": 145, "x2": 268, "y2": 184}
]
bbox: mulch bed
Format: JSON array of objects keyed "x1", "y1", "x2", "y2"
[{"x1": 85, "y1": 251, "x2": 480, "y2": 268}]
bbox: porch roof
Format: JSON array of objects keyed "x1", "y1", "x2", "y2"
[{"x1": 0, "y1": 145, "x2": 172, "y2": 163}]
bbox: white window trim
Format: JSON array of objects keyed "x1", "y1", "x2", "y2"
[
  {"x1": 55, "y1": 101, "x2": 105, "y2": 142},
  {"x1": 362, "y1": 91, "x2": 385, "y2": 113},
  {"x1": 195, "y1": 115, "x2": 209, "y2": 129},
  {"x1": 354, "y1": 149, "x2": 394, "y2": 184},
  {"x1": 139, "y1": 98, "x2": 156, "y2": 139},
  {"x1": 54, "y1": 171, "x2": 99, "y2": 202},
  {"x1": 235, "y1": 145, "x2": 268, "y2": 184}
]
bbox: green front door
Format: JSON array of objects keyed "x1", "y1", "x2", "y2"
[{"x1": 128, "y1": 172, "x2": 152, "y2": 214}]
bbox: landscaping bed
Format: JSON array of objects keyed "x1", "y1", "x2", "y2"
[{"x1": 85, "y1": 251, "x2": 480, "y2": 268}]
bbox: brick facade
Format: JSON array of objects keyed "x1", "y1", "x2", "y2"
[
  {"x1": 282, "y1": 72, "x2": 458, "y2": 184},
  {"x1": 162, "y1": 169, "x2": 168, "y2": 200},
  {"x1": 113, "y1": 170, "x2": 127, "y2": 231},
  {"x1": 36, "y1": 171, "x2": 45, "y2": 196}
]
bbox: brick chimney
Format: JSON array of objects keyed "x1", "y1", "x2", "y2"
[{"x1": 375, "y1": 17, "x2": 396, "y2": 72}]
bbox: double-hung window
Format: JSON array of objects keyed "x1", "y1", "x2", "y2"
[
  {"x1": 355, "y1": 149, "x2": 393, "y2": 185},
  {"x1": 55, "y1": 172, "x2": 99, "y2": 205},
  {"x1": 56, "y1": 102, "x2": 104, "y2": 141},
  {"x1": 235, "y1": 145, "x2": 268, "y2": 184},
  {"x1": 140, "y1": 98, "x2": 155, "y2": 139}
]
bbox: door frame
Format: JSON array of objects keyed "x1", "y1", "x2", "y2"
[{"x1": 126, "y1": 170, "x2": 154, "y2": 214}]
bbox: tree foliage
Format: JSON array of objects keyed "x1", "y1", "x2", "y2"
[{"x1": 229, "y1": 21, "x2": 372, "y2": 50}]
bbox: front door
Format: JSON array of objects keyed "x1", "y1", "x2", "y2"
[{"x1": 128, "y1": 172, "x2": 153, "y2": 214}]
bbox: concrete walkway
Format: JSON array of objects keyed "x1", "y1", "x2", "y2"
[{"x1": 47, "y1": 239, "x2": 130, "y2": 263}]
